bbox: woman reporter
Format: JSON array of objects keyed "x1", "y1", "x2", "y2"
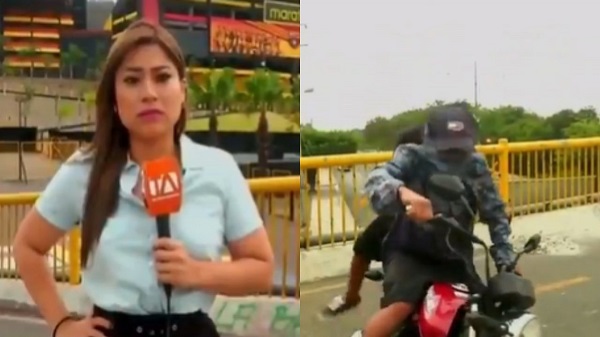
[{"x1": 12, "y1": 21, "x2": 274, "y2": 337}]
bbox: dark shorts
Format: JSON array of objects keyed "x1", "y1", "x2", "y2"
[
  {"x1": 353, "y1": 215, "x2": 394, "y2": 262},
  {"x1": 381, "y1": 250, "x2": 483, "y2": 308}
]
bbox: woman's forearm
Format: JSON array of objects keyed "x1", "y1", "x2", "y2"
[
  {"x1": 192, "y1": 258, "x2": 273, "y2": 296},
  {"x1": 14, "y1": 246, "x2": 70, "y2": 327}
]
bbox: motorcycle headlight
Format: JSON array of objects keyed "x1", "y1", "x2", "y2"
[
  {"x1": 350, "y1": 330, "x2": 363, "y2": 337},
  {"x1": 519, "y1": 317, "x2": 542, "y2": 337}
]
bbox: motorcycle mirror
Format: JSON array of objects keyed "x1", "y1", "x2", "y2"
[
  {"x1": 523, "y1": 234, "x2": 542, "y2": 253},
  {"x1": 428, "y1": 174, "x2": 465, "y2": 200}
]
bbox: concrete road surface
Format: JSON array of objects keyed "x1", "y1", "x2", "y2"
[
  {"x1": 0, "y1": 317, "x2": 48, "y2": 337},
  {"x1": 300, "y1": 246, "x2": 600, "y2": 337}
]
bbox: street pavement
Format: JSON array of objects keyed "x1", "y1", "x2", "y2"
[
  {"x1": 300, "y1": 245, "x2": 600, "y2": 337},
  {"x1": 0, "y1": 317, "x2": 48, "y2": 337}
]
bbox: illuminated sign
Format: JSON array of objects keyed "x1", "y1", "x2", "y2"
[{"x1": 210, "y1": 18, "x2": 300, "y2": 59}]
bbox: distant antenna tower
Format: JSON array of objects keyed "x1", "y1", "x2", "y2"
[{"x1": 473, "y1": 61, "x2": 479, "y2": 106}]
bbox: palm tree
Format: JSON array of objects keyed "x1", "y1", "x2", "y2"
[
  {"x1": 279, "y1": 75, "x2": 300, "y2": 126},
  {"x1": 245, "y1": 69, "x2": 284, "y2": 177},
  {"x1": 15, "y1": 45, "x2": 38, "y2": 126},
  {"x1": 1, "y1": 62, "x2": 16, "y2": 95},
  {"x1": 188, "y1": 68, "x2": 237, "y2": 146},
  {"x1": 41, "y1": 54, "x2": 55, "y2": 94},
  {"x1": 61, "y1": 44, "x2": 87, "y2": 97},
  {"x1": 214, "y1": 67, "x2": 237, "y2": 112},
  {"x1": 62, "y1": 43, "x2": 86, "y2": 80},
  {"x1": 17, "y1": 45, "x2": 36, "y2": 78},
  {"x1": 87, "y1": 42, "x2": 108, "y2": 81}
]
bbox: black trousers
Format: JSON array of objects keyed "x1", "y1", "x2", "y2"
[
  {"x1": 381, "y1": 250, "x2": 484, "y2": 308},
  {"x1": 353, "y1": 215, "x2": 394, "y2": 262},
  {"x1": 93, "y1": 306, "x2": 220, "y2": 337}
]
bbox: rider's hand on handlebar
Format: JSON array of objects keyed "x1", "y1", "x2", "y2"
[
  {"x1": 498, "y1": 264, "x2": 523, "y2": 276},
  {"x1": 398, "y1": 187, "x2": 434, "y2": 222},
  {"x1": 513, "y1": 265, "x2": 523, "y2": 276}
]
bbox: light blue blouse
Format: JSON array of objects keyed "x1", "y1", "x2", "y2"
[{"x1": 35, "y1": 136, "x2": 262, "y2": 314}]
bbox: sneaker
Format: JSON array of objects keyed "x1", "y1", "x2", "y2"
[{"x1": 322, "y1": 295, "x2": 360, "y2": 316}]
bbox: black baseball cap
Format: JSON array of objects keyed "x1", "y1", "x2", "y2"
[{"x1": 423, "y1": 106, "x2": 478, "y2": 151}]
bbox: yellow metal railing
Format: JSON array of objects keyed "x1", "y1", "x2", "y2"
[
  {"x1": 0, "y1": 176, "x2": 300, "y2": 298},
  {"x1": 299, "y1": 137, "x2": 600, "y2": 249}
]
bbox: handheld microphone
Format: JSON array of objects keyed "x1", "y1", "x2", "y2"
[
  {"x1": 141, "y1": 156, "x2": 182, "y2": 332},
  {"x1": 142, "y1": 156, "x2": 182, "y2": 219}
]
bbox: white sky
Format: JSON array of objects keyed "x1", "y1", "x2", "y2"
[{"x1": 300, "y1": 0, "x2": 600, "y2": 130}]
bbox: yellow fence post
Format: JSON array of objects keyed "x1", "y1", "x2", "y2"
[
  {"x1": 68, "y1": 227, "x2": 81, "y2": 285},
  {"x1": 497, "y1": 138, "x2": 510, "y2": 204}
]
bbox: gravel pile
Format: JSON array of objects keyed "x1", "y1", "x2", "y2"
[{"x1": 510, "y1": 233, "x2": 581, "y2": 256}]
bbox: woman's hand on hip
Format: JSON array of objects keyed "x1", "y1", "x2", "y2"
[
  {"x1": 154, "y1": 238, "x2": 202, "y2": 288},
  {"x1": 56, "y1": 316, "x2": 111, "y2": 337}
]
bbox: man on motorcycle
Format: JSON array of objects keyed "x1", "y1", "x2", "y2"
[
  {"x1": 361, "y1": 105, "x2": 517, "y2": 337},
  {"x1": 324, "y1": 125, "x2": 425, "y2": 316}
]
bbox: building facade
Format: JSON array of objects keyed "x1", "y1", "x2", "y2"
[
  {"x1": 110, "y1": 0, "x2": 300, "y2": 74},
  {"x1": 0, "y1": 0, "x2": 300, "y2": 80}
]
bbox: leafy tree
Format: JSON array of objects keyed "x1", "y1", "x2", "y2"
[
  {"x1": 358, "y1": 100, "x2": 600, "y2": 150},
  {"x1": 301, "y1": 129, "x2": 358, "y2": 156},
  {"x1": 1, "y1": 62, "x2": 16, "y2": 94},
  {"x1": 245, "y1": 69, "x2": 284, "y2": 176},
  {"x1": 188, "y1": 67, "x2": 237, "y2": 146},
  {"x1": 61, "y1": 44, "x2": 86, "y2": 79},
  {"x1": 564, "y1": 119, "x2": 600, "y2": 138},
  {"x1": 17, "y1": 45, "x2": 37, "y2": 78},
  {"x1": 282, "y1": 75, "x2": 300, "y2": 125},
  {"x1": 309, "y1": 100, "x2": 600, "y2": 180}
]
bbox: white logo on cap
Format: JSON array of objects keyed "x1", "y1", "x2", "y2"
[{"x1": 447, "y1": 121, "x2": 464, "y2": 131}]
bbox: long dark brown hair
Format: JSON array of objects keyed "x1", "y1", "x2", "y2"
[{"x1": 80, "y1": 20, "x2": 187, "y2": 267}]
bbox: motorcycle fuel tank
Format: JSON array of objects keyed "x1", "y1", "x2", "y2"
[{"x1": 417, "y1": 283, "x2": 469, "y2": 337}]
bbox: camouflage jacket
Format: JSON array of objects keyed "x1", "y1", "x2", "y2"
[{"x1": 364, "y1": 144, "x2": 515, "y2": 267}]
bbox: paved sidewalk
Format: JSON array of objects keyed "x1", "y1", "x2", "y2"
[{"x1": 0, "y1": 280, "x2": 299, "y2": 337}]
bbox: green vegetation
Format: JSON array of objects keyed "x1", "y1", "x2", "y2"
[
  {"x1": 305, "y1": 101, "x2": 600, "y2": 152},
  {"x1": 301, "y1": 125, "x2": 359, "y2": 156},
  {"x1": 187, "y1": 68, "x2": 299, "y2": 175},
  {"x1": 301, "y1": 101, "x2": 600, "y2": 182},
  {"x1": 0, "y1": 37, "x2": 301, "y2": 176}
]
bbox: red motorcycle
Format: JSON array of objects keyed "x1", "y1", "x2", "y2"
[{"x1": 350, "y1": 174, "x2": 543, "y2": 337}]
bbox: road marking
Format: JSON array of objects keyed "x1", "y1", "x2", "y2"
[
  {"x1": 301, "y1": 276, "x2": 591, "y2": 297},
  {"x1": 535, "y1": 276, "x2": 591, "y2": 294}
]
